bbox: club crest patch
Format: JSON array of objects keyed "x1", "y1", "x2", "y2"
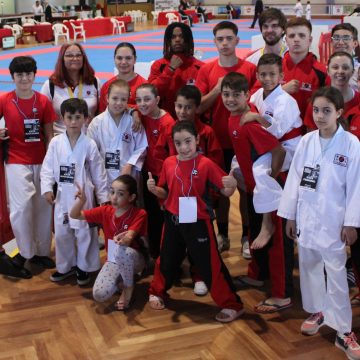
[
  {"x1": 333, "y1": 153, "x2": 348, "y2": 167},
  {"x1": 122, "y1": 132, "x2": 131, "y2": 143}
]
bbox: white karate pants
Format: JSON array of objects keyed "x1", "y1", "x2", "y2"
[
  {"x1": 5, "y1": 164, "x2": 52, "y2": 259},
  {"x1": 298, "y1": 245, "x2": 352, "y2": 333},
  {"x1": 54, "y1": 195, "x2": 100, "y2": 273}
]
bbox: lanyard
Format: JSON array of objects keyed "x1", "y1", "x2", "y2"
[
  {"x1": 67, "y1": 76, "x2": 83, "y2": 99},
  {"x1": 12, "y1": 92, "x2": 37, "y2": 119},
  {"x1": 313, "y1": 128, "x2": 339, "y2": 166},
  {"x1": 112, "y1": 207, "x2": 134, "y2": 236},
  {"x1": 174, "y1": 157, "x2": 196, "y2": 198}
]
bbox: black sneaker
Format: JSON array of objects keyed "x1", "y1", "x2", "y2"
[
  {"x1": 76, "y1": 267, "x2": 90, "y2": 286},
  {"x1": 30, "y1": 255, "x2": 56, "y2": 269},
  {"x1": 11, "y1": 253, "x2": 27, "y2": 268},
  {"x1": 50, "y1": 268, "x2": 76, "y2": 282},
  {"x1": 0, "y1": 252, "x2": 32, "y2": 279}
]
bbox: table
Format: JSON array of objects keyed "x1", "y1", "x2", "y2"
[
  {"x1": 184, "y1": 9, "x2": 199, "y2": 24},
  {"x1": 23, "y1": 24, "x2": 53, "y2": 43},
  {"x1": 0, "y1": 28, "x2": 13, "y2": 45},
  {"x1": 64, "y1": 17, "x2": 132, "y2": 39}
]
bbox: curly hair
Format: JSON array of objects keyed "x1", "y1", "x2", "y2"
[{"x1": 163, "y1": 22, "x2": 194, "y2": 59}]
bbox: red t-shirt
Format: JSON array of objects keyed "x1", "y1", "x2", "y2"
[
  {"x1": 228, "y1": 112, "x2": 280, "y2": 192},
  {"x1": 83, "y1": 205, "x2": 147, "y2": 252},
  {"x1": 148, "y1": 55, "x2": 203, "y2": 119},
  {"x1": 282, "y1": 52, "x2": 329, "y2": 119},
  {"x1": 142, "y1": 112, "x2": 175, "y2": 176},
  {"x1": 0, "y1": 91, "x2": 56, "y2": 165},
  {"x1": 196, "y1": 58, "x2": 257, "y2": 149},
  {"x1": 158, "y1": 153, "x2": 226, "y2": 219},
  {"x1": 304, "y1": 91, "x2": 360, "y2": 130},
  {"x1": 346, "y1": 105, "x2": 360, "y2": 140},
  {"x1": 99, "y1": 74, "x2": 147, "y2": 113}
]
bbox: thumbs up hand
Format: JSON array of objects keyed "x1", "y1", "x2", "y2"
[
  {"x1": 147, "y1": 172, "x2": 156, "y2": 193},
  {"x1": 222, "y1": 169, "x2": 237, "y2": 189}
]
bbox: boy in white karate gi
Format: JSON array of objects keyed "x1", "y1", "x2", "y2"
[
  {"x1": 41, "y1": 98, "x2": 108, "y2": 285},
  {"x1": 278, "y1": 86, "x2": 360, "y2": 360},
  {"x1": 87, "y1": 79, "x2": 147, "y2": 203},
  {"x1": 242, "y1": 53, "x2": 302, "y2": 249}
]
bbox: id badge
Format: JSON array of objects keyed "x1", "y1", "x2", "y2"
[
  {"x1": 179, "y1": 196, "x2": 197, "y2": 223},
  {"x1": 300, "y1": 165, "x2": 320, "y2": 191},
  {"x1": 24, "y1": 119, "x2": 40, "y2": 142},
  {"x1": 107, "y1": 239, "x2": 118, "y2": 263},
  {"x1": 59, "y1": 163, "x2": 75, "y2": 184},
  {"x1": 105, "y1": 150, "x2": 120, "y2": 170}
]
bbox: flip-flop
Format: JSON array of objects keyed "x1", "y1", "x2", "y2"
[
  {"x1": 254, "y1": 300, "x2": 293, "y2": 314},
  {"x1": 215, "y1": 308, "x2": 245, "y2": 323},
  {"x1": 149, "y1": 294, "x2": 165, "y2": 310},
  {"x1": 351, "y1": 293, "x2": 360, "y2": 307}
]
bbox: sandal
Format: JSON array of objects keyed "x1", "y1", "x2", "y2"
[
  {"x1": 254, "y1": 299, "x2": 293, "y2": 314},
  {"x1": 114, "y1": 286, "x2": 133, "y2": 311},
  {"x1": 149, "y1": 294, "x2": 165, "y2": 310},
  {"x1": 351, "y1": 293, "x2": 360, "y2": 307},
  {"x1": 215, "y1": 308, "x2": 245, "y2": 323}
]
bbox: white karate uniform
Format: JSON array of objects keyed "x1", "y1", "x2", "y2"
[
  {"x1": 294, "y1": 2, "x2": 304, "y2": 17},
  {"x1": 41, "y1": 133, "x2": 108, "y2": 273},
  {"x1": 245, "y1": 44, "x2": 288, "y2": 66},
  {"x1": 250, "y1": 85, "x2": 302, "y2": 213},
  {"x1": 40, "y1": 79, "x2": 101, "y2": 136},
  {"x1": 87, "y1": 109, "x2": 148, "y2": 191},
  {"x1": 278, "y1": 126, "x2": 360, "y2": 333},
  {"x1": 5, "y1": 164, "x2": 52, "y2": 259},
  {"x1": 305, "y1": 3, "x2": 311, "y2": 20}
]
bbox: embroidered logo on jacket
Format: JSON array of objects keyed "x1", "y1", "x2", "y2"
[
  {"x1": 122, "y1": 132, "x2": 131, "y2": 143},
  {"x1": 333, "y1": 154, "x2": 348, "y2": 167}
]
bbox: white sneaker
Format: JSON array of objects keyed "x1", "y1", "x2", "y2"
[
  {"x1": 193, "y1": 281, "x2": 208, "y2": 296},
  {"x1": 241, "y1": 236, "x2": 251, "y2": 260},
  {"x1": 217, "y1": 234, "x2": 230, "y2": 252}
]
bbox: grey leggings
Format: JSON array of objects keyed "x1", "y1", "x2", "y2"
[{"x1": 93, "y1": 246, "x2": 145, "y2": 302}]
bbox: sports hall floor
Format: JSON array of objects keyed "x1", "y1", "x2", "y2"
[{"x1": 0, "y1": 17, "x2": 359, "y2": 360}]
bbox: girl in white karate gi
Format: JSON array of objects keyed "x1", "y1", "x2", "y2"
[
  {"x1": 278, "y1": 87, "x2": 360, "y2": 359},
  {"x1": 41, "y1": 98, "x2": 108, "y2": 285},
  {"x1": 87, "y1": 79, "x2": 148, "y2": 204}
]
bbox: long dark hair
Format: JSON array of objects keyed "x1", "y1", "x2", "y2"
[{"x1": 163, "y1": 22, "x2": 194, "y2": 59}]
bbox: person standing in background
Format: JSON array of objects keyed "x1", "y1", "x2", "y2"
[
  {"x1": 294, "y1": 0, "x2": 303, "y2": 17},
  {"x1": 44, "y1": 1, "x2": 52, "y2": 23},
  {"x1": 305, "y1": 1, "x2": 311, "y2": 21},
  {"x1": 249, "y1": 0, "x2": 264, "y2": 29},
  {"x1": 32, "y1": 1, "x2": 43, "y2": 22}
]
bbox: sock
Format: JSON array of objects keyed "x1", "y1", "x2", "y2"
[{"x1": 217, "y1": 222, "x2": 228, "y2": 238}]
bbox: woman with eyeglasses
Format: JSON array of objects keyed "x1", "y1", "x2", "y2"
[
  {"x1": 41, "y1": 43, "x2": 101, "y2": 135},
  {"x1": 98, "y1": 42, "x2": 146, "y2": 113},
  {"x1": 304, "y1": 51, "x2": 360, "y2": 131}
]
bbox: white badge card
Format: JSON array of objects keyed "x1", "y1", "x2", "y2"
[
  {"x1": 24, "y1": 119, "x2": 40, "y2": 142},
  {"x1": 105, "y1": 150, "x2": 120, "y2": 170},
  {"x1": 59, "y1": 163, "x2": 75, "y2": 184},
  {"x1": 107, "y1": 239, "x2": 118, "y2": 263},
  {"x1": 179, "y1": 196, "x2": 197, "y2": 223}
]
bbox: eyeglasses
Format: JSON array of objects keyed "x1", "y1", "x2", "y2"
[
  {"x1": 331, "y1": 35, "x2": 353, "y2": 42},
  {"x1": 64, "y1": 53, "x2": 83, "y2": 59}
]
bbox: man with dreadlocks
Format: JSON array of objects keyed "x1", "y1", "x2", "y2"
[{"x1": 148, "y1": 22, "x2": 203, "y2": 119}]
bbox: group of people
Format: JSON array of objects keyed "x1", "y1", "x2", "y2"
[
  {"x1": 32, "y1": 0, "x2": 52, "y2": 23},
  {"x1": 1, "y1": 8, "x2": 360, "y2": 358}
]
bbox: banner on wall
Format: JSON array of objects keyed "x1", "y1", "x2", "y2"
[
  {"x1": 331, "y1": 5, "x2": 344, "y2": 15},
  {"x1": 155, "y1": 0, "x2": 179, "y2": 11}
]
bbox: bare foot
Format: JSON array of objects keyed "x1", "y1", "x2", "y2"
[
  {"x1": 251, "y1": 213, "x2": 275, "y2": 249},
  {"x1": 254, "y1": 297, "x2": 292, "y2": 314}
]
